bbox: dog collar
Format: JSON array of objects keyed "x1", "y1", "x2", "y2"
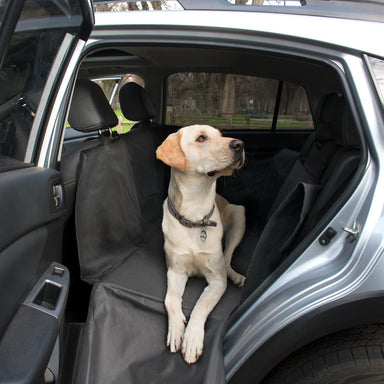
[{"x1": 167, "y1": 198, "x2": 217, "y2": 229}]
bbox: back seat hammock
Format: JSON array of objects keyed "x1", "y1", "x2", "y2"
[
  {"x1": 72, "y1": 131, "x2": 242, "y2": 384},
  {"x1": 68, "y1": 80, "x2": 360, "y2": 384},
  {"x1": 69, "y1": 80, "x2": 241, "y2": 384}
]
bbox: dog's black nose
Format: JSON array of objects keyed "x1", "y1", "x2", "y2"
[{"x1": 229, "y1": 139, "x2": 244, "y2": 152}]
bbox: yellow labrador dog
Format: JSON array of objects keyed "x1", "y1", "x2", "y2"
[{"x1": 156, "y1": 124, "x2": 246, "y2": 364}]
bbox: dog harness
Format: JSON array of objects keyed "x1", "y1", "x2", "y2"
[{"x1": 167, "y1": 198, "x2": 217, "y2": 242}]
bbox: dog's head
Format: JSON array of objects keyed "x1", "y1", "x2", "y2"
[{"x1": 156, "y1": 125, "x2": 244, "y2": 177}]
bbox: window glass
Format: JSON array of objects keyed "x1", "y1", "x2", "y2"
[
  {"x1": 94, "y1": 1, "x2": 183, "y2": 12},
  {"x1": 0, "y1": 0, "x2": 83, "y2": 164},
  {"x1": 94, "y1": 77, "x2": 121, "y2": 104},
  {"x1": 276, "y1": 81, "x2": 313, "y2": 130},
  {"x1": 368, "y1": 56, "x2": 384, "y2": 109},
  {"x1": 94, "y1": 74, "x2": 144, "y2": 133},
  {"x1": 227, "y1": 0, "x2": 303, "y2": 6},
  {"x1": 166, "y1": 72, "x2": 313, "y2": 131},
  {"x1": 167, "y1": 73, "x2": 279, "y2": 130}
]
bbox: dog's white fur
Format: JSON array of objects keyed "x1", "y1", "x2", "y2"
[{"x1": 156, "y1": 125, "x2": 246, "y2": 364}]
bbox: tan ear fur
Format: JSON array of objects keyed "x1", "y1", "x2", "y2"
[{"x1": 156, "y1": 131, "x2": 188, "y2": 171}]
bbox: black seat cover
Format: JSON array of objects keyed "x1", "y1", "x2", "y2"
[
  {"x1": 73, "y1": 82, "x2": 241, "y2": 383},
  {"x1": 119, "y1": 81, "x2": 156, "y2": 123},
  {"x1": 68, "y1": 78, "x2": 118, "y2": 132},
  {"x1": 61, "y1": 78, "x2": 118, "y2": 216}
]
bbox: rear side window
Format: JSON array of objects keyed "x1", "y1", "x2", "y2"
[
  {"x1": 0, "y1": 0, "x2": 84, "y2": 166},
  {"x1": 367, "y1": 56, "x2": 384, "y2": 109},
  {"x1": 166, "y1": 72, "x2": 313, "y2": 131},
  {"x1": 276, "y1": 81, "x2": 314, "y2": 130}
]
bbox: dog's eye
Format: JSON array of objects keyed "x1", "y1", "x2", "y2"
[{"x1": 196, "y1": 135, "x2": 207, "y2": 143}]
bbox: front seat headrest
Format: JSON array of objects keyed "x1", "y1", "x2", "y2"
[
  {"x1": 119, "y1": 82, "x2": 156, "y2": 122},
  {"x1": 68, "y1": 78, "x2": 118, "y2": 132}
]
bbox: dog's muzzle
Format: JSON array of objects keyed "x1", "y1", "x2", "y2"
[
  {"x1": 229, "y1": 139, "x2": 245, "y2": 166},
  {"x1": 207, "y1": 139, "x2": 245, "y2": 177},
  {"x1": 229, "y1": 139, "x2": 244, "y2": 153}
]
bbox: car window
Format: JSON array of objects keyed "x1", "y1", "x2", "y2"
[
  {"x1": 0, "y1": 0, "x2": 84, "y2": 166},
  {"x1": 276, "y1": 81, "x2": 314, "y2": 130},
  {"x1": 166, "y1": 72, "x2": 313, "y2": 130},
  {"x1": 93, "y1": 1, "x2": 183, "y2": 12},
  {"x1": 227, "y1": 0, "x2": 303, "y2": 5},
  {"x1": 367, "y1": 56, "x2": 384, "y2": 109},
  {"x1": 94, "y1": 78, "x2": 122, "y2": 104}
]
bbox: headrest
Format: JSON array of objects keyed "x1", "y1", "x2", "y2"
[
  {"x1": 335, "y1": 98, "x2": 360, "y2": 148},
  {"x1": 315, "y1": 93, "x2": 341, "y2": 142},
  {"x1": 315, "y1": 93, "x2": 360, "y2": 148},
  {"x1": 68, "y1": 78, "x2": 118, "y2": 132},
  {"x1": 119, "y1": 82, "x2": 156, "y2": 122}
]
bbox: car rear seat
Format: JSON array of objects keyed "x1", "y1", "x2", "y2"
[
  {"x1": 71, "y1": 81, "x2": 242, "y2": 384},
  {"x1": 118, "y1": 81, "x2": 168, "y2": 204},
  {"x1": 70, "y1": 83, "x2": 360, "y2": 382},
  {"x1": 241, "y1": 93, "x2": 361, "y2": 299}
]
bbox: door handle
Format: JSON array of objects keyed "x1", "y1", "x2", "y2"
[{"x1": 51, "y1": 183, "x2": 64, "y2": 209}]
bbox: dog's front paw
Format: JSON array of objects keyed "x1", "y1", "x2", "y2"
[
  {"x1": 182, "y1": 322, "x2": 204, "y2": 364},
  {"x1": 228, "y1": 269, "x2": 246, "y2": 287},
  {"x1": 167, "y1": 314, "x2": 186, "y2": 353}
]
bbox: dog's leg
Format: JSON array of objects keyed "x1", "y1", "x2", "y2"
[
  {"x1": 182, "y1": 274, "x2": 227, "y2": 364},
  {"x1": 165, "y1": 269, "x2": 188, "y2": 353},
  {"x1": 222, "y1": 203, "x2": 246, "y2": 287}
]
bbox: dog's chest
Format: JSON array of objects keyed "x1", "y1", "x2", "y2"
[
  {"x1": 165, "y1": 223, "x2": 221, "y2": 251},
  {"x1": 163, "y1": 214, "x2": 224, "y2": 275},
  {"x1": 167, "y1": 242, "x2": 222, "y2": 277}
]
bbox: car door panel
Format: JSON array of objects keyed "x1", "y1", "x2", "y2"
[
  {"x1": 0, "y1": 262, "x2": 69, "y2": 384},
  {"x1": 0, "y1": 0, "x2": 94, "y2": 382},
  {"x1": 0, "y1": 172, "x2": 68, "y2": 379},
  {"x1": 0, "y1": 167, "x2": 65, "y2": 252},
  {"x1": 0, "y1": 305, "x2": 59, "y2": 384},
  {"x1": 0, "y1": 166, "x2": 66, "y2": 332}
]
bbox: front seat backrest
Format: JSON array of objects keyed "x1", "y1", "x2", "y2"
[{"x1": 61, "y1": 78, "x2": 118, "y2": 216}]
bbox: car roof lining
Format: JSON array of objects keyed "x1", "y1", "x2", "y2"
[{"x1": 80, "y1": 45, "x2": 341, "y2": 91}]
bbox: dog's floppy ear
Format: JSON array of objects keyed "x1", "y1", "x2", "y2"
[{"x1": 156, "y1": 131, "x2": 188, "y2": 171}]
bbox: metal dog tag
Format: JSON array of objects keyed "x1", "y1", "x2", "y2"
[{"x1": 200, "y1": 228, "x2": 207, "y2": 242}]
